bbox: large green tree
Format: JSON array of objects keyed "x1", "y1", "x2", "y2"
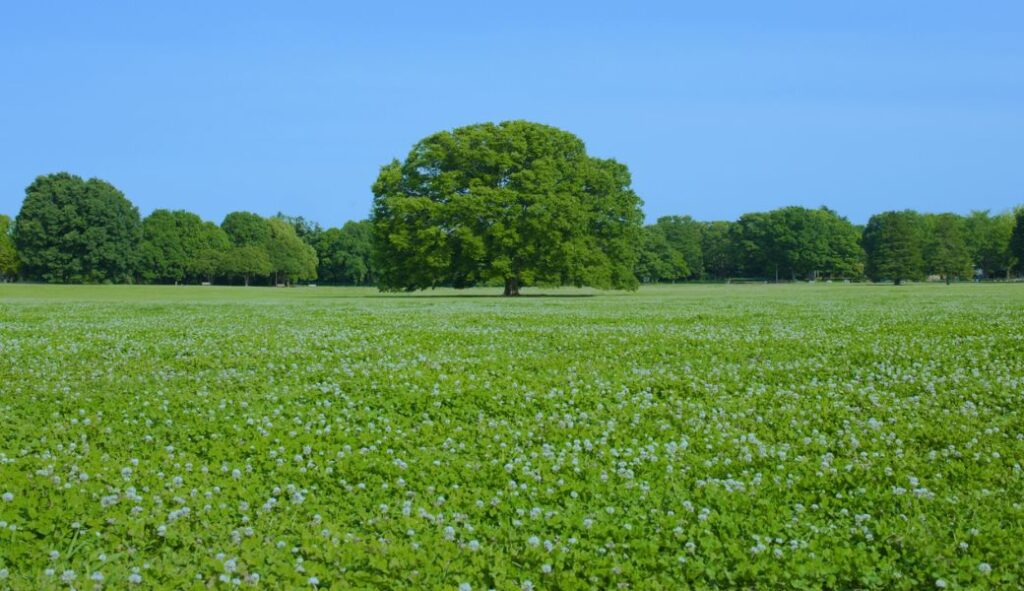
[
  {"x1": 14, "y1": 172, "x2": 141, "y2": 283},
  {"x1": 862, "y1": 210, "x2": 925, "y2": 285},
  {"x1": 371, "y1": 121, "x2": 643, "y2": 295},
  {"x1": 0, "y1": 215, "x2": 19, "y2": 280}
]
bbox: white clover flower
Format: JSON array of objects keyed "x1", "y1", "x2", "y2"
[
  {"x1": 526, "y1": 536, "x2": 540, "y2": 547},
  {"x1": 128, "y1": 572, "x2": 143, "y2": 584},
  {"x1": 935, "y1": 579, "x2": 947, "y2": 589},
  {"x1": 541, "y1": 564, "x2": 552, "y2": 574},
  {"x1": 0, "y1": 568, "x2": 7, "y2": 579},
  {"x1": 91, "y1": 571, "x2": 104, "y2": 582},
  {"x1": 309, "y1": 575, "x2": 320, "y2": 586},
  {"x1": 1, "y1": 492, "x2": 12, "y2": 503},
  {"x1": 467, "y1": 539, "x2": 480, "y2": 551},
  {"x1": 459, "y1": 583, "x2": 472, "y2": 591},
  {"x1": 979, "y1": 563, "x2": 992, "y2": 575}
]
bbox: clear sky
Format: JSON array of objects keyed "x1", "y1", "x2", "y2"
[{"x1": 1, "y1": 1, "x2": 1022, "y2": 226}]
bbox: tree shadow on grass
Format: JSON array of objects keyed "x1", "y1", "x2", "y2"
[{"x1": 358, "y1": 293, "x2": 597, "y2": 299}]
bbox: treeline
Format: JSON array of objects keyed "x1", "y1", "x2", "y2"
[
  {"x1": 2, "y1": 172, "x2": 1023, "y2": 285},
  {"x1": 637, "y1": 206, "x2": 1024, "y2": 284},
  {"x1": 1, "y1": 173, "x2": 372, "y2": 286}
]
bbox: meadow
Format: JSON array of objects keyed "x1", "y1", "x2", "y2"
[{"x1": 1, "y1": 284, "x2": 1022, "y2": 590}]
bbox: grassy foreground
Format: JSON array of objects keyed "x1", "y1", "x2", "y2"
[{"x1": 1, "y1": 284, "x2": 1022, "y2": 589}]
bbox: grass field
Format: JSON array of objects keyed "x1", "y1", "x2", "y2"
[{"x1": 1, "y1": 284, "x2": 1023, "y2": 589}]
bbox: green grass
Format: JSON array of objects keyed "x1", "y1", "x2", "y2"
[{"x1": 1, "y1": 284, "x2": 1023, "y2": 589}]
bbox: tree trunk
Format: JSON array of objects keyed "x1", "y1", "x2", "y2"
[
  {"x1": 503, "y1": 277, "x2": 520, "y2": 297},
  {"x1": 946, "y1": 275, "x2": 951, "y2": 285},
  {"x1": 244, "y1": 274, "x2": 250, "y2": 287},
  {"x1": 894, "y1": 277, "x2": 902, "y2": 286}
]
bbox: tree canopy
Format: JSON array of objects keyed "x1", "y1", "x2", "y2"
[
  {"x1": 14, "y1": 172, "x2": 141, "y2": 283},
  {"x1": 313, "y1": 220, "x2": 374, "y2": 285},
  {"x1": 217, "y1": 211, "x2": 317, "y2": 286},
  {"x1": 1011, "y1": 208, "x2": 1024, "y2": 275},
  {"x1": 923, "y1": 213, "x2": 972, "y2": 283},
  {"x1": 636, "y1": 216, "x2": 703, "y2": 282},
  {"x1": 371, "y1": 121, "x2": 643, "y2": 295},
  {"x1": 139, "y1": 209, "x2": 233, "y2": 284},
  {"x1": 730, "y1": 207, "x2": 862, "y2": 280},
  {"x1": 635, "y1": 224, "x2": 689, "y2": 283},
  {"x1": 266, "y1": 217, "x2": 318, "y2": 285},
  {"x1": 2, "y1": 167, "x2": 1021, "y2": 287},
  {"x1": 0, "y1": 215, "x2": 19, "y2": 280},
  {"x1": 863, "y1": 210, "x2": 925, "y2": 285},
  {"x1": 964, "y1": 210, "x2": 1015, "y2": 279}
]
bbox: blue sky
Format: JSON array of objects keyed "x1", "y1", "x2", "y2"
[{"x1": 1, "y1": 1, "x2": 1022, "y2": 226}]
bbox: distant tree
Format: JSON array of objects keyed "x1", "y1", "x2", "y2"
[
  {"x1": 635, "y1": 224, "x2": 689, "y2": 282},
  {"x1": 1011, "y1": 208, "x2": 1024, "y2": 276},
  {"x1": 923, "y1": 213, "x2": 972, "y2": 284},
  {"x1": 14, "y1": 172, "x2": 141, "y2": 283},
  {"x1": 371, "y1": 121, "x2": 643, "y2": 295},
  {"x1": 732, "y1": 211, "x2": 780, "y2": 279},
  {"x1": 314, "y1": 220, "x2": 374, "y2": 285},
  {"x1": 862, "y1": 210, "x2": 925, "y2": 285},
  {"x1": 964, "y1": 210, "x2": 1015, "y2": 279},
  {"x1": 701, "y1": 221, "x2": 738, "y2": 279},
  {"x1": 266, "y1": 217, "x2": 318, "y2": 285},
  {"x1": 222, "y1": 211, "x2": 271, "y2": 247},
  {"x1": 193, "y1": 222, "x2": 231, "y2": 284},
  {"x1": 808, "y1": 207, "x2": 863, "y2": 279},
  {"x1": 274, "y1": 212, "x2": 322, "y2": 244},
  {"x1": 220, "y1": 212, "x2": 272, "y2": 285},
  {"x1": 654, "y1": 216, "x2": 703, "y2": 279},
  {"x1": 220, "y1": 212, "x2": 316, "y2": 285},
  {"x1": 730, "y1": 207, "x2": 860, "y2": 280},
  {"x1": 223, "y1": 245, "x2": 271, "y2": 286},
  {"x1": 139, "y1": 209, "x2": 207, "y2": 284},
  {"x1": 0, "y1": 215, "x2": 19, "y2": 280}
]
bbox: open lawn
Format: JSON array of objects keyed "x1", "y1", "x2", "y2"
[{"x1": 1, "y1": 284, "x2": 1023, "y2": 589}]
